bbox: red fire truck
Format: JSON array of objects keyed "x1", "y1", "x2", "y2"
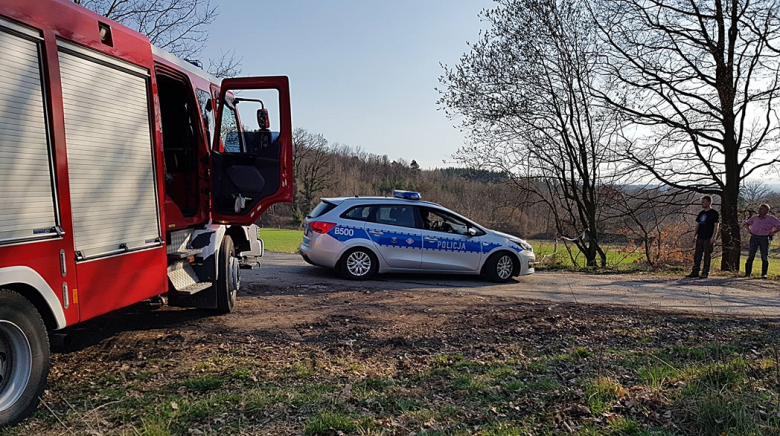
[{"x1": 0, "y1": 0, "x2": 293, "y2": 425}]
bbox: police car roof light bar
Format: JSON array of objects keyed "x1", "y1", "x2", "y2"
[{"x1": 393, "y1": 190, "x2": 421, "y2": 200}]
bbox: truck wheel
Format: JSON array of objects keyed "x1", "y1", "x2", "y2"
[
  {"x1": 215, "y1": 236, "x2": 239, "y2": 314},
  {"x1": 484, "y1": 252, "x2": 517, "y2": 283},
  {"x1": 0, "y1": 290, "x2": 50, "y2": 427},
  {"x1": 339, "y1": 247, "x2": 378, "y2": 280}
]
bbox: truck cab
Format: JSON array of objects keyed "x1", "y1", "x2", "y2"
[{"x1": 151, "y1": 48, "x2": 292, "y2": 309}]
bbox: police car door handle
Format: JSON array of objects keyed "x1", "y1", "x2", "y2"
[
  {"x1": 425, "y1": 236, "x2": 438, "y2": 242},
  {"x1": 369, "y1": 230, "x2": 383, "y2": 236}
]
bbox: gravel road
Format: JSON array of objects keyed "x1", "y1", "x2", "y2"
[{"x1": 243, "y1": 251, "x2": 780, "y2": 318}]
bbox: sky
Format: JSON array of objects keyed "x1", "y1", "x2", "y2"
[{"x1": 200, "y1": 0, "x2": 493, "y2": 169}]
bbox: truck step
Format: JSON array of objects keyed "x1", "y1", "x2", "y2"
[
  {"x1": 167, "y1": 248, "x2": 202, "y2": 261},
  {"x1": 175, "y1": 281, "x2": 212, "y2": 296},
  {"x1": 168, "y1": 261, "x2": 201, "y2": 291}
]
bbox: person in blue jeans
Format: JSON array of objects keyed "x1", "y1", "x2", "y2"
[
  {"x1": 743, "y1": 204, "x2": 780, "y2": 278},
  {"x1": 686, "y1": 196, "x2": 720, "y2": 279}
]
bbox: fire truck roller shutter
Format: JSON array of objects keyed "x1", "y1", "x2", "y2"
[
  {"x1": 0, "y1": 23, "x2": 58, "y2": 243},
  {"x1": 58, "y1": 41, "x2": 161, "y2": 259}
]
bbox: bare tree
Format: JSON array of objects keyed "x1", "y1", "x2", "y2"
[
  {"x1": 292, "y1": 128, "x2": 334, "y2": 222},
  {"x1": 590, "y1": 0, "x2": 780, "y2": 271},
  {"x1": 75, "y1": 0, "x2": 241, "y2": 77},
  {"x1": 207, "y1": 50, "x2": 243, "y2": 78},
  {"x1": 439, "y1": 0, "x2": 622, "y2": 267}
]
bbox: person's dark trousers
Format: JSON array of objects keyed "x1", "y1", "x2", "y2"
[
  {"x1": 691, "y1": 238, "x2": 713, "y2": 276},
  {"x1": 745, "y1": 235, "x2": 770, "y2": 276}
]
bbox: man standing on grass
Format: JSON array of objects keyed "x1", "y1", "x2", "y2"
[
  {"x1": 743, "y1": 203, "x2": 780, "y2": 279},
  {"x1": 686, "y1": 195, "x2": 719, "y2": 279}
]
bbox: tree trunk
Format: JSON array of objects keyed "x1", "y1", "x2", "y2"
[
  {"x1": 719, "y1": 115, "x2": 741, "y2": 272},
  {"x1": 720, "y1": 183, "x2": 741, "y2": 271},
  {"x1": 584, "y1": 229, "x2": 600, "y2": 267}
]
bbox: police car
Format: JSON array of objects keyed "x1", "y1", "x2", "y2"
[{"x1": 299, "y1": 191, "x2": 535, "y2": 282}]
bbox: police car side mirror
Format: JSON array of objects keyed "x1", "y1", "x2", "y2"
[{"x1": 468, "y1": 227, "x2": 477, "y2": 237}]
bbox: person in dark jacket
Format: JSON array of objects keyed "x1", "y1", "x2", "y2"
[{"x1": 686, "y1": 195, "x2": 720, "y2": 279}]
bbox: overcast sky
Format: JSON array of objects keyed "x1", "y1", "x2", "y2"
[{"x1": 200, "y1": 0, "x2": 492, "y2": 169}]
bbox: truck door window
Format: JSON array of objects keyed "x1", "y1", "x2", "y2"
[
  {"x1": 234, "y1": 89, "x2": 279, "y2": 154},
  {"x1": 220, "y1": 98, "x2": 241, "y2": 153},
  {"x1": 196, "y1": 89, "x2": 214, "y2": 144}
]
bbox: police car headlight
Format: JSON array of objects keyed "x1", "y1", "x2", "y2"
[{"x1": 512, "y1": 240, "x2": 533, "y2": 251}]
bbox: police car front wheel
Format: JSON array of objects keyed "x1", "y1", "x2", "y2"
[
  {"x1": 484, "y1": 252, "x2": 517, "y2": 283},
  {"x1": 339, "y1": 248, "x2": 378, "y2": 280}
]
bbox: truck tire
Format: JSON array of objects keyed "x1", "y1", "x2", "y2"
[
  {"x1": 0, "y1": 289, "x2": 50, "y2": 427},
  {"x1": 483, "y1": 251, "x2": 517, "y2": 283},
  {"x1": 339, "y1": 247, "x2": 378, "y2": 280},
  {"x1": 215, "y1": 236, "x2": 239, "y2": 314}
]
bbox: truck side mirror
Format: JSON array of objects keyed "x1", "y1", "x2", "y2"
[{"x1": 257, "y1": 108, "x2": 270, "y2": 130}]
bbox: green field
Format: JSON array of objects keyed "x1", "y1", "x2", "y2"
[
  {"x1": 257, "y1": 229, "x2": 646, "y2": 270},
  {"x1": 258, "y1": 228, "x2": 302, "y2": 254},
  {"x1": 257, "y1": 229, "x2": 779, "y2": 277}
]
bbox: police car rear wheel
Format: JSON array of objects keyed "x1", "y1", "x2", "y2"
[
  {"x1": 0, "y1": 290, "x2": 49, "y2": 427},
  {"x1": 485, "y1": 252, "x2": 516, "y2": 283},
  {"x1": 340, "y1": 248, "x2": 378, "y2": 280}
]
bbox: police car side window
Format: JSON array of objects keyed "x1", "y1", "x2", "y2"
[
  {"x1": 422, "y1": 208, "x2": 475, "y2": 236},
  {"x1": 373, "y1": 206, "x2": 416, "y2": 228},
  {"x1": 341, "y1": 205, "x2": 373, "y2": 221}
]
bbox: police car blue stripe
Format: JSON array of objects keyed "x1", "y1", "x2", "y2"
[
  {"x1": 424, "y1": 237, "x2": 482, "y2": 253},
  {"x1": 326, "y1": 225, "x2": 371, "y2": 242},
  {"x1": 482, "y1": 242, "x2": 502, "y2": 252},
  {"x1": 371, "y1": 230, "x2": 423, "y2": 250}
]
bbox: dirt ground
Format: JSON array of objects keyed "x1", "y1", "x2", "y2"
[{"x1": 7, "y1": 253, "x2": 780, "y2": 435}]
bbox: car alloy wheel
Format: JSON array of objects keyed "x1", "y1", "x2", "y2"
[
  {"x1": 346, "y1": 251, "x2": 372, "y2": 277},
  {"x1": 496, "y1": 254, "x2": 514, "y2": 280}
]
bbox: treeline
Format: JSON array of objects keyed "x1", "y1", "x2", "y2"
[{"x1": 259, "y1": 129, "x2": 780, "y2": 269}]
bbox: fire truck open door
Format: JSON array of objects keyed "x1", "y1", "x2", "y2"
[{"x1": 210, "y1": 76, "x2": 293, "y2": 225}]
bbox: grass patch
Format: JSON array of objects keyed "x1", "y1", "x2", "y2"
[
  {"x1": 637, "y1": 364, "x2": 679, "y2": 390},
  {"x1": 180, "y1": 374, "x2": 223, "y2": 391},
  {"x1": 453, "y1": 374, "x2": 491, "y2": 393},
  {"x1": 259, "y1": 228, "x2": 302, "y2": 253},
  {"x1": 304, "y1": 411, "x2": 357, "y2": 435},
  {"x1": 584, "y1": 377, "x2": 626, "y2": 415}
]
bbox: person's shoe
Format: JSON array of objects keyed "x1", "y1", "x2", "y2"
[
  {"x1": 745, "y1": 273, "x2": 751, "y2": 278},
  {"x1": 699, "y1": 273, "x2": 709, "y2": 279},
  {"x1": 685, "y1": 273, "x2": 699, "y2": 278},
  {"x1": 761, "y1": 275, "x2": 768, "y2": 279}
]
